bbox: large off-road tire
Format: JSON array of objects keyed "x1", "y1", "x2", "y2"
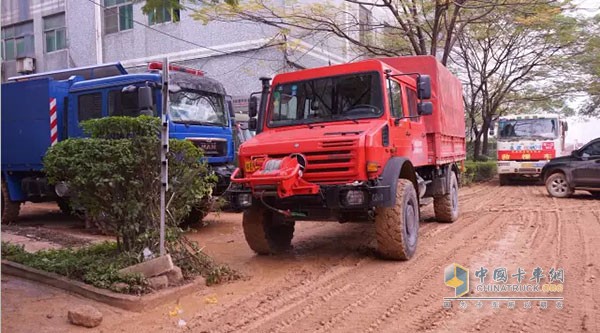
[
  {"x1": 242, "y1": 202, "x2": 294, "y2": 255},
  {"x1": 1, "y1": 179, "x2": 21, "y2": 224},
  {"x1": 434, "y1": 171, "x2": 459, "y2": 223},
  {"x1": 56, "y1": 197, "x2": 73, "y2": 215},
  {"x1": 545, "y1": 172, "x2": 573, "y2": 198},
  {"x1": 499, "y1": 174, "x2": 511, "y2": 186},
  {"x1": 375, "y1": 179, "x2": 419, "y2": 260}
]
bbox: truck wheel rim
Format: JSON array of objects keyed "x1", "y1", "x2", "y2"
[
  {"x1": 550, "y1": 177, "x2": 568, "y2": 194},
  {"x1": 405, "y1": 199, "x2": 417, "y2": 247}
]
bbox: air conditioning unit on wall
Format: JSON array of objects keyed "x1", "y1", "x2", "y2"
[{"x1": 16, "y1": 57, "x2": 35, "y2": 74}]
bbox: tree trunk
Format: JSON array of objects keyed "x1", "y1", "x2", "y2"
[
  {"x1": 482, "y1": 130, "x2": 489, "y2": 156},
  {"x1": 473, "y1": 135, "x2": 482, "y2": 160}
]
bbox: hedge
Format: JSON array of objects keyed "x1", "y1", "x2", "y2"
[{"x1": 462, "y1": 160, "x2": 497, "y2": 185}]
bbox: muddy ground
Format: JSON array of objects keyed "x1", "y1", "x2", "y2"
[{"x1": 2, "y1": 181, "x2": 600, "y2": 332}]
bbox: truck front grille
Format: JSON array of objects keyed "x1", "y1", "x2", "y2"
[
  {"x1": 268, "y1": 139, "x2": 359, "y2": 183},
  {"x1": 188, "y1": 139, "x2": 227, "y2": 157}
]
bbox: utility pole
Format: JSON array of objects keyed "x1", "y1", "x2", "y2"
[{"x1": 160, "y1": 57, "x2": 169, "y2": 256}]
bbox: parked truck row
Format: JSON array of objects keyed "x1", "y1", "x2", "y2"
[{"x1": 2, "y1": 55, "x2": 468, "y2": 260}]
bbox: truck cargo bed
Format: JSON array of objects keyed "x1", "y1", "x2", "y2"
[
  {"x1": 1, "y1": 78, "x2": 68, "y2": 171},
  {"x1": 380, "y1": 56, "x2": 466, "y2": 165}
]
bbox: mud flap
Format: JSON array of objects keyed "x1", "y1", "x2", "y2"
[{"x1": 377, "y1": 157, "x2": 412, "y2": 208}]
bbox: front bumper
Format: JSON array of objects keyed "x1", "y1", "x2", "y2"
[
  {"x1": 497, "y1": 160, "x2": 549, "y2": 175},
  {"x1": 212, "y1": 164, "x2": 236, "y2": 196},
  {"x1": 229, "y1": 181, "x2": 392, "y2": 221}
]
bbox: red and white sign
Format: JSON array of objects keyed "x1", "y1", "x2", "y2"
[{"x1": 50, "y1": 98, "x2": 58, "y2": 146}]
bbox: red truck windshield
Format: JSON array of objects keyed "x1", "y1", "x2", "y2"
[{"x1": 267, "y1": 72, "x2": 383, "y2": 127}]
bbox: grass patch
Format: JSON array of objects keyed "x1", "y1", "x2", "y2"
[
  {"x1": 1, "y1": 240, "x2": 241, "y2": 293},
  {"x1": 1, "y1": 241, "x2": 148, "y2": 294},
  {"x1": 462, "y1": 160, "x2": 497, "y2": 185}
]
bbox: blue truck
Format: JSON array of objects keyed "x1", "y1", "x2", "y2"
[{"x1": 1, "y1": 62, "x2": 236, "y2": 223}]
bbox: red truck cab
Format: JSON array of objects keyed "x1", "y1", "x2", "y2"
[{"x1": 230, "y1": 56, "x2": 465, "y2": 260}]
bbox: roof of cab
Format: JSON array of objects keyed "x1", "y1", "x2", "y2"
[
  {"x1": 8, "y1": 62, "x2": 127, "y2": 82},
  {"x1": 69, "y1": 73, "x2": 161, "y2": 92}
]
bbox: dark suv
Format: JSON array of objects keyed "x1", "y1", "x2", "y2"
[{"x1": 541, "y1": 137, "x2": 600, "y2": 198}]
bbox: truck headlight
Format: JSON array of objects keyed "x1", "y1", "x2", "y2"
[
  {"x1": 54, "y1": 181, "x2": 70, "y2": 197},
  {"x1": 238, "y1": 193, "x2": 252, "y2": 208},
  {"x1": 343, "y1": 190, "x2": 365, "y2": 206}
]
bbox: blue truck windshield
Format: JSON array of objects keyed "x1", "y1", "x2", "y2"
[
  {"x1": 498, "y1": 118, "x2": 559, "y2": 140},
  {"x1": 170, "y1": 90, "x2": 227, "y2": 126},
  {"x1": 268, "y1": 72, "x2": 383, "y2": 127}
]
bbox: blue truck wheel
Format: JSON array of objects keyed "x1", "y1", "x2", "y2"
[{"x1": 1, "y1": 179, "x2": 21, "y2": 223}]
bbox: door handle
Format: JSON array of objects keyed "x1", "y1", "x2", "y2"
[{"x1": 405, "y1": 131, "x2": 411, "y2": 136}]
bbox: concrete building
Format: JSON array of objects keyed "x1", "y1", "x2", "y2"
[{"x1": 1, "y1": 0, "x2": 373, "y2": 102}]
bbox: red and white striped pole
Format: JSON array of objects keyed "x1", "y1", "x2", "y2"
[{"x1": 49, "y1": 98, "x2": 58, "y2": 146}]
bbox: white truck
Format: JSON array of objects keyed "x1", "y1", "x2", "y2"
[{"x1": 494, "y1": 114, "x2": 568, "y2": 185}]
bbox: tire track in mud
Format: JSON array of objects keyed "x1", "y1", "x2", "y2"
[
  {"x1": 186, "y1": 185, "x2": 506, "y2": 332},
  {"x1": 388, "y1": 186, "x2": 558, "y2": 332},
  {"x1": 443, "y1": 192, "x2": 600, "y2": 333},
  {"x1": 185, "y1": 185, "x2": 600, "y2": 333},
  {"x1": 369, "y1": 211, "x2": 527, "y2": 333},
  {"x1": 250, "y1": 191, "x2": 515, "y2": 333}
]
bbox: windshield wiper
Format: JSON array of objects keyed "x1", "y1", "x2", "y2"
[{"x1": 331, "y1": 115, "x2": 359, "y2": 124}]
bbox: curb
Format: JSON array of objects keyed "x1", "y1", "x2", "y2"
[{"x1": 1, "y1": 260, "x2": 205, "y2": 312}]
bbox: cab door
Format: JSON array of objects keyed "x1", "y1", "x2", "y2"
[
  {"x1": 403, "y1": 86, "x2": 428, "y2": 167},
  {"x1": 387, "y1": 78, "x2": 412, "y2": 158},
  {"x1": 572, "y1": 141, "x2": 600, "y2": 187}
]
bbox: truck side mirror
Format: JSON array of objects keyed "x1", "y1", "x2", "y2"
[
  {"x1": 227, "y1": 100, "x2": 235, "y2": 119},
  {"x1": 248, "y1": 117, "x2": 258, "y2": 130},
  {"x1": 489, "y1": 121, "x2": 495, "y2": 136},
  {"x1": 138, "y1": 86, "x2": 154, "y2": 115},
  {"x1": 417, "y1": 101, "x2": 433, "y2": 115},
  {"x1": 417, "y1": 75, "x2": 431, "y2": 100},
  {"x1": 248, "y1": 96, "x2": 258, "y2": 118}
]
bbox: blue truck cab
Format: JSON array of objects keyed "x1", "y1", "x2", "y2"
[{"x1": 1, "y1": 62, "x2": 236, "y2": 222}]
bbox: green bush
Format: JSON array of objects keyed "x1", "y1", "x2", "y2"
[
  {"x1": 462, "y1": 160, "x2": 497, "y2": 185},
  {"x1": 1, "y1": 241, "x2": 147, "y2": 294},
  {"x1": 43, "y1": 116, "x2": 216, "y2": 254},
  {"x1": 30, "y1": 115, "x2": 240, "y2": 288},
  {"x1": 466, "y1": 141, "x2": 497, "y2": 161}
]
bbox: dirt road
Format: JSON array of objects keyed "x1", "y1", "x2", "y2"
[{"x1": 2, "y1": 181, "x2": 600, "y2": 332}]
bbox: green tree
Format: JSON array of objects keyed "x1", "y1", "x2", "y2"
[
  {"x1": 452, "y1": 1, "x2": 590, "y2": 159},
  {"x1": 192, "y1": 0, "x2": 512, "y2": 65}
]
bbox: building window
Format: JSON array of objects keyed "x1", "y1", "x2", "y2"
[
  {"x1": 44, "y1": 13, "x2": 67, "y2": 53},
  {"x1": 78, "y1": 93, "x2": 103, "y2": 121},
  {"x1": 1, "y1": 22, "x2": 34, "y2": 60},
  {"x1": 359, "y1": 5, "x2": 373, "y2": 44},
  {"x1": 104, "y1": 0, "x2": 133, "y2": 34},
  {"x1": 148, "y1": 0, "x2": 180, "y2": 25}
]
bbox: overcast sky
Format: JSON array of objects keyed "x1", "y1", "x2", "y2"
[{"x1": 564, "y1": 0, "x2": 600, "y2": 144}]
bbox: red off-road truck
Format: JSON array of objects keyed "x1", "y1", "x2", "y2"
[{"x1": 229, "y1": 56, "x2": 465, "y2": 260}]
